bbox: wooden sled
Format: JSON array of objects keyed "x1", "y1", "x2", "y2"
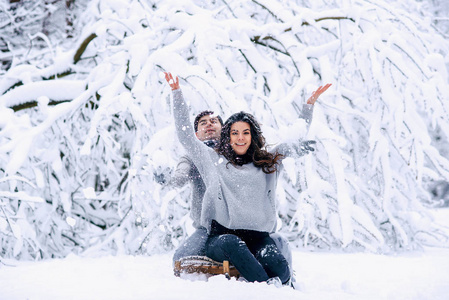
[{"x1": 174, "y1": 256, "x2": 240, "y2": 279}]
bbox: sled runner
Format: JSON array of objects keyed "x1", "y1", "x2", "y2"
[{"x1": 174, "y1": 256, "x2": 240, "y2": 278}]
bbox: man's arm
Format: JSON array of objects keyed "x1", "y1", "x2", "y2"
[
  {"x1": 154, "y1": 156, "x2": 193, "y2": 188},
  {"x1": 169, "y1": 156, "x2": 193, "y2": 188}
]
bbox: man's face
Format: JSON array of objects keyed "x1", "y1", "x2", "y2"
[{"x1": 195, "y1": 114, "x2": 222, "y2": 141}]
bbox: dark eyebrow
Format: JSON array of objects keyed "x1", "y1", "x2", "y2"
[{"x1": 231, "y1": 128, "x2": 250, "y2": 133}]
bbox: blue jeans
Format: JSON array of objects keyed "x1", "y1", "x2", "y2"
[
  {"x1": 205, "y1": 221, "x2": 290, "y2": 283},
  {"x1": 172, "y1": 227, "x2": 208, "y2": 263}
]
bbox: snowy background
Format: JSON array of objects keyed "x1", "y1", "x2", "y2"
[
  {"x1": 0, "y1": 208, "x2": 448, "y2": 299},
  {"x1": 1, "y1": 0, "x2": 449, "y2": 298}
]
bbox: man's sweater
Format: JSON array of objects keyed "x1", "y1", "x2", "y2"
[{"x1": 169, "y1": 155, "x2": 205, "y2": 229}]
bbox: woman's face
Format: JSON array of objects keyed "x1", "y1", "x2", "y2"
[{"x1": 230, "y1": 121, "x2": 251, "y2": 155}]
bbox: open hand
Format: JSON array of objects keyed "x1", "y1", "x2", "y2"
[
  {"x1": 164, "y1": 72, "x2": 180, "y2": 90},
  {"x1": 294, "y1": 140, "x2": 316, "y2": 157},
  {"x1": 306, "y1": 83, "x2": 332, "y2": 105},
  {"x1": 300, "y1": 140, "x2": 316, "y2": 152}
]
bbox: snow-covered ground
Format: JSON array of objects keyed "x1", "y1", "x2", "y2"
[{"x1": 1, "y1": 208, "x2": 448, "y2": 300}]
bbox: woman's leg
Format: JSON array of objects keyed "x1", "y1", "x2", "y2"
[
  {"x1": 250, "y1": 236, "x2": 290, "y2": 284},
  {"x1": 269, "y1": 232, "x2": 293, "y2": 279},
  {"x1": 206, "y1": 234, "x2": 269, "y2": 282}
]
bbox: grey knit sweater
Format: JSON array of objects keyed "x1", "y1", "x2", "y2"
[
  {"x1": 172, "y1": 89, "x2": 312, "y2": 233},
  {"x1": 168, "y1": 155, "x2": 205, "y2": 229}
]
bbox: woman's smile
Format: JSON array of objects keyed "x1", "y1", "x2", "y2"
[{"x1": 230, "y1": 121, "x2": 251, "y2": 155}]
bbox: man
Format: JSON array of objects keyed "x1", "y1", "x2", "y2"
[{"x1": 154, "y1": 110, "x2": 224, "y2": 262}]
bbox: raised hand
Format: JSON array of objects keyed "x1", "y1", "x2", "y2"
[
  {"x1": 300, "y1": 140, "x2": 316, "y2": 152},
  {"x1": 306, "y1": 83, "x2": 332, "y2": 105},
  {"x1": 164, "y1": 72, "x2": 180, "y2": 91},
  {"x1": 293, "y1": 140, "x2": 316, "y2": 157}
]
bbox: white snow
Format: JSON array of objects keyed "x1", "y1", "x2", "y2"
[
  {"x1": 0, "y1": 80, "x2": 86, "y2": 108},
  {"x1": 1, "y1": 232, "x2": 449, "y2": 300},
  {"x1": 0, "y1": 209, "x2": 447, "y2": 300}
]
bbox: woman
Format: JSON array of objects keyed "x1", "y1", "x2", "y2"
[{"x1": 164, "y1": 72, "x2": 330, "y2": 284}]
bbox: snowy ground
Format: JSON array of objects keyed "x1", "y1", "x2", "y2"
[{"x1": 1, "y1": 208, "x2": 448, "y2": 300}]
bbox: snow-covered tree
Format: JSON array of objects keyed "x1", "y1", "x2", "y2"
[
  {"x1": 0, "y1": 0, "x2": 87, "y2": 71},
  {"x1": 424, "y1": 0, "x2": 449, "y2": 33},
  {"x1": 1, "y1": 0, "x2": 448, "y2": 260}
]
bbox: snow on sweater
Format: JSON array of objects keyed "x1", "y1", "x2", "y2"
[{"x1": 172, "y1": 89, "x2": 312, "y2": 233}]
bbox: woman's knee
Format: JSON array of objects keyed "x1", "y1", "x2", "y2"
[
  {"x1": 207, "y1": 234, "x2": 246, "y2": 257},
  {"x1": 216, "y1": 234, "x2": 246, "y2": 252}
]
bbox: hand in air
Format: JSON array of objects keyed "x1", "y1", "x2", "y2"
[
  {"x1": 300, "y1": 140, "x2": 316, "y2": 153},
  {"x1": 164, "y1": 72, "x2": 180, "y2": 91},
  {"x1": 306, "y1": 83, "x2": 332, "y2": 105},
  {"x1": 153, "y1": 167, "x2": 171, "y2": 185}
]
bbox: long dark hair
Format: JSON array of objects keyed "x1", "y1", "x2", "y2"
[{"x1": 216, "y1": 111, "x2": 283, "y2": 174}]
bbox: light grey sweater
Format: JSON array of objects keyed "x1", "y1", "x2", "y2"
[
  {"x1": 172, "y1": 89, "x2": 312, "y2": 233},
  {"x1": 168, "y1": 155, "x2": 205, "y2": 229}
]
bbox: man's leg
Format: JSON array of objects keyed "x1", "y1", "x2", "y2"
[
  {"x1": 206, "y1": 234, "x2": 270, "y2": 282},
  {"x1": 172, "y1": 227, "x2": 208, "y2": 264}
]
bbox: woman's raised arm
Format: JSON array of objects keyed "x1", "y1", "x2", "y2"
[
  {"x1": 164, "y1": 72, "x2": 180, "y2": 91},
  {"x1": 163, "y1": 71, "x2": 212, "y2": 177},
  {"x1": 306, "y1": 83, "x2": 332, "y2": 105}
]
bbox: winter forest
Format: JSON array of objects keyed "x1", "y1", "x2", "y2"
[{"x1": 1, "y1": 0, "x2": 449, "y2": 263}]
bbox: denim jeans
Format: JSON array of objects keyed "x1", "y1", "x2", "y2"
[
  {"x1": 172, "y1": 227, "x2": 208, "y2": 263},
  {"x1": 205, "y1": 221, "x2": 290, "y2": 283}
]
